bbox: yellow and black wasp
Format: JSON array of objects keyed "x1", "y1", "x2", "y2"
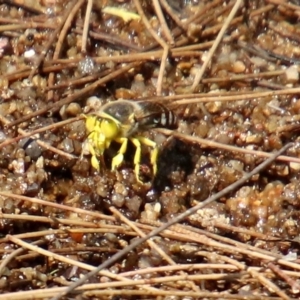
[{"x1": 82, "y1": 99, "x2": 177, "y2": 182}]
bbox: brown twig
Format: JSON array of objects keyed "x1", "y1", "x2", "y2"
[
  {"x1": 44, "y1": 70, "x2": 111, "y2": 91},
  {"x1": 84, "y1": 29, "x2": 142, "y2": 51},
  {"x1": 191, "y1": 0, "x2": 243, "y2": 91},
  {"x1": 81, "y1": 0, "x2": 93, "y2": 54},
  {"x1": 157, "y1": 129, "x2": 300, "y2": 164},
  {"x1": 0, "y1": 0, "x2": 45, "y2": 14},
  {"x1": 0, "y1": 192, "x2": 114, "y2": 223},
  {"x1": 28, "y1": 0, "x2": 79, "y2": 80},
  {"x1": 133, "y1": 0, "x2": 169, "y2": 96},
  {"x1": 268, "y1": 262, "x2": 300, "y2": 294},
  {"x1": 0, "y1": 17, "x2": 57, "y2": 29},
  {"x1": 153, "y1": 0, "x2": 174, "y2": 45},
  {"x1": 0, "y1": 280, "x2": 284, "y2": 300},
  {"x1": 7, "y1": 235, "x2": 134, "y2": 283},
  {"x1": 157, "y1": 46, "x2": 169, "y2": 95},
  {"x1": 248, "y1": 268, "x2": 289, "y2": 300},
  {"x1": 0, "y1": 227, "x2": 137, "y2": 244},
  {"x1": 266, "y1": 0, "x2": 300, "y2": 12},
  {"x1": 47, "y1": 0, "x2": 85, "y2": 101},
  {"x1": 0, "y1": 240, "x2": 44, "y2": 276},
  {"x1": 159, "y1": 0, "x2": 186, "y2": 31}
]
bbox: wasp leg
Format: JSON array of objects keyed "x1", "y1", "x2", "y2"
[
  {"x1": 130, "y1": 137, "x2": 142, "y2": 182},
  {"x1": 85, "y1": 132, "x2": 101, "y2": 171},
  {"x1": 111, "y1": 137, "x2": 128, "y2": 171},
  {"x1": 89, "y1": 144, "x2": 101, "y2": 171},
  {"x1": 136, "y1": 136, "x2": 158, "y2": 176},
  {"x1": 85, "y1": 131, "x2": 108, "y2": 172}
]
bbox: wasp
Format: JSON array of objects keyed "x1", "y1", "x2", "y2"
[{"x1": 82, "y1": 99, "x2": 177, "y2": 182}]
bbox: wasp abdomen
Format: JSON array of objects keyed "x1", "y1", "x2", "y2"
[{"x1": 136, "y1": 101, "x2": 177, "y2": 130}]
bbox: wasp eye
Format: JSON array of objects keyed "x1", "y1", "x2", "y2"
[{"x1": 100, "y1": 119, "x2": 119, "y2": 139}]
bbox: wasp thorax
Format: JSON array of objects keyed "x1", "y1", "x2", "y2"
[{"x1": 100, "y1": 119, "x2": 119, "y2": 139}]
